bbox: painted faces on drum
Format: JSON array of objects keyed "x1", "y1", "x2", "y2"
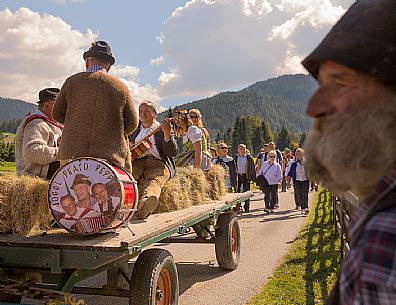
[
  {"x1": 60, "y1": 195, "x2": 77, "y2": 216},
  {"x1": 139, "y1": 101, "x2": 156, "y2": 128},
  {"x1": 73, "y1": 183, "x2": 91, "y2": 202},
  {"x1": 92, "y1": 183, "x2": 109, "y2": 203}
]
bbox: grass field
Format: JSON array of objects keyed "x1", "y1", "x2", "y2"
[
  {"x1": 247, "y1": 189, "x2": 340, "y2": 305},
  {"x1": 0, "y1": 161, "x2": 16, "y2": 176},
  {"x1": 0, "y1": 132, "x2": 16, "y2": 145}
]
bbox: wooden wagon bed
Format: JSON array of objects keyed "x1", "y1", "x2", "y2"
[
  {"x1": 0, "y1": 192, "x2": 252, "y2": 303},
  {"x1": 0, "y1": 192, "x2": 250, "y2": 252}
]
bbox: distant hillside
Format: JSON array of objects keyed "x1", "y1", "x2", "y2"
[
  {"x1": 0, "y1": 98, "x2": 36, "y2": 122},
  {"x1": 160, "y1": 74, "x2": 317, "y2": 136}
]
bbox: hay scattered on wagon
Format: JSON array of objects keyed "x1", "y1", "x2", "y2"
[
  {"x1": 205, "y1": 165, "x2": 226, "y2": 200},
  {"x1": 156, "y1": 165, "x2": 226, "y2": 213},
  {"x1": 0, "y1": 176, "x2": 51, "y2": 236},
  {"x1": 0, "y1": 165, "x2": 227, "y2": 235}
]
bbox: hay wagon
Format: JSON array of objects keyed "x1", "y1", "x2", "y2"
[{"x1": 0, "y1": 191, "x2": 252, "y2": 305}]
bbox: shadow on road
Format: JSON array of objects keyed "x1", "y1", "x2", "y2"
[
  {"x1": 176, "y1": 261, "x2": 228, "y2": 295},
  {"x1": 256, "y1": 209, "x2": 304, "y2": 222}
]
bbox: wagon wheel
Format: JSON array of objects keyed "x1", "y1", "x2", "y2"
[
  {"x1": 129, "y1": 249, "x2": 179, "y2": 305},
  {"x1": 215, "y1": 213, "x2": 241, "y2": 270},
  {"x1": 0, "y1": 292, "x2": 21, "y2": 303}
]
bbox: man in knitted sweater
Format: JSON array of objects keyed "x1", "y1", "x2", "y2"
[
  {"x1": 16, "y1": 88, "x2": 63, "y2": 179},
  {"x1": 53, "y1": 41, "x2": 138, "y2": 172}
]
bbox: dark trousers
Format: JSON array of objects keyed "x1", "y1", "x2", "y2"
[
  {"x1": 237, "y1": 174, "x2": 251, "y2": 210},
  {"x1": 281, "y1": 174, "x2": 287, "y2": 192},
  {"x1": 293, "y1": 185, "x2": 300, "y2": 208},
  {"x1": 264, "y1": 184, "x2": 277, "y2": 209},
  {"x1": 294, "y1": 180, "x2": 309, "y2": 209}
]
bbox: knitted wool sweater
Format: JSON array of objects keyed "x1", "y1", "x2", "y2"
[
  {"x1": 15, "y1": 112, "x2": 62, "y2": 178},
  {"x1": 53, "y1": 71, "x2": 138, "y2": 172}
]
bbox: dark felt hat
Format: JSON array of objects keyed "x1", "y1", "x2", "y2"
[
  {"x1": 302, "y1": 0, "x2": 396, "y2": 83},
  {"x1": 83, "y1": 40, "x2": 115, "y2": 65},
  {"x1": 37, "y1": 88, "x2": 60, "y2": 104},
  {"x1": 71, "y1": 174, "x2": 91, "y2": 189}
]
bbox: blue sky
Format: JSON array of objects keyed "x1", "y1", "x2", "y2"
[{"x1": 0, "y1": 0, "x2": 354, "y2": 110}]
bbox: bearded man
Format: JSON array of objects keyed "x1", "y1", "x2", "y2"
[{"x1": 302, "y1": 1, "x2": 396, "y2": 304}]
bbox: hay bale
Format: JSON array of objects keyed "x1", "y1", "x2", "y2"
[
  {"x1": 184, "y1": 168, "x2": 210, "y2": 206},
  {"x1": 205, "y1": 165, "x2": 226, "y2": 200},
  {"x1": 0, "y1": 176, "x2": 51, "y2": 236},
  {"x1": 0, "y1": 165, "x2": 227, "y2": 234},
  {"x1": 156, "y1": 165, "x2": 226, "y2": 213},
  {"x1": 156, "y1": 168, "x2": 193, "y2": 213}
]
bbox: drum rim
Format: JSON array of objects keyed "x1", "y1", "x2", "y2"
[{"x1": 47, "y1": 157, "x2": 136, "y2": 235}]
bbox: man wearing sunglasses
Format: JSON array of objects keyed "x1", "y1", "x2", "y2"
[{"x1": 212, "y1": 143, "x2": 237, "y2": 192}]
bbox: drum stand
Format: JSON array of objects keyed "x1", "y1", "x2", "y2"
[{"x1": 122, "y1": 220, "x2": 136, "y2": 236}]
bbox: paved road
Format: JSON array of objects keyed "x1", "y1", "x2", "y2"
[{"x1": 23, "y1": 189, "x2": 313, "y2": 305}]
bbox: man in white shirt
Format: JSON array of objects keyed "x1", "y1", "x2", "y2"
[
  {"x1": 234, "y1": 144, "x2": 256, "y2": 212},
  {"x1": 129, "y1": 101, "x2": 178, "y2": 220}
]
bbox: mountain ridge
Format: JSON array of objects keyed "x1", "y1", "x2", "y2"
[{"x1": 0, "y1": 74, "x2": 317, "y2": 136}]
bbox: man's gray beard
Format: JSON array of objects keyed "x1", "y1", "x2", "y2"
[{"x1": 303, "y1": 91, "x2": 396, "y2": 198}]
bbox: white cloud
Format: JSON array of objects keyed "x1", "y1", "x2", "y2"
[
  {"x1": 150, "y1": 56, "x2": 164, "y2": 66},
  {"x1": 0, "y1": 7, "x2": 95, "y2": 102},
  {"x1": 242, "y1": 0, "x2": 273, "y2": 16},
  {"x1": 157, "y1": 0, "x2": 353, "y2": 98},
  {"x1": 112, "y1": 65, "x2": 160, "y2": 105},
  {"x1": 0, "y1": 7, "x2": 159, "y2": 108}
]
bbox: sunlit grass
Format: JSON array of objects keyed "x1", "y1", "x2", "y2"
[
  {"x1": 0, "y1": 161, "x2": 16, "y2": 176},
  {"x1": 247, "y1": 189, "x2": 340, "y2": 305}
]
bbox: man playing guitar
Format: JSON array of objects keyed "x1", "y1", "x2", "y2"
[{"x1": 129, "y1": 101, "x2": 178, "y2": 220}]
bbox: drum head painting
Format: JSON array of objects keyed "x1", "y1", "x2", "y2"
[{"x1": 48, "y1": 158, "x2": 136, "y2": 235}]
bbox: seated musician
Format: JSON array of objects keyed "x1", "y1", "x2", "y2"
[{"x1": 128, "y1": 101, "x2": 178, "y2": 220}]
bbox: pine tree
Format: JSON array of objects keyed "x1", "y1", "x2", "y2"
[
  {"x1": 215, "y1": 131, "x2": 222, "y2": 144},
  {"x1": 166, "y1": 107, "x2": 173, "y2": 118},
  {"x1": 224, "y1": 128, "x2": 232, "y2": 146},
  {"x1": 276, "y1": 127, "x2": 293, "y2": 151},
  {"x1": 261, "y1": 121, "x2": 273, "y2": 143},
  {"x1": 299, "y1": 132, "x2": 306, "y2": 147},
  {"x1": 231, "y1": 117, "x2": 242, "y2": 154},
  {"x1": 251, "y1": 126, "x2": 264, "y2": 156}
]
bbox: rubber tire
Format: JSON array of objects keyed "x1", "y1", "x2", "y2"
[
  {"x1": 215, "y1": 213, "x2": 241, "y2": 270},
  {"x1": 0, "y1": 292, "x2": 21, "y2": 303},
  {"x1": 129, "y1": 249, "x2": 179, "y2": 305}
]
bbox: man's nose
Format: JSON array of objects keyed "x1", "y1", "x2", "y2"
[{"x1": 306, "y1": 87, "x2": 334, "y2": 118}]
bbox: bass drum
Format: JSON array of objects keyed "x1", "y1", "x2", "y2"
[{"x1": 48, "y1": 157, "x2": 138, "y2": 235}]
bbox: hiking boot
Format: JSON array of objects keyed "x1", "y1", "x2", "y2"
[{"x1": 134, "y1": 196, "x2": 158, "y2": 220}]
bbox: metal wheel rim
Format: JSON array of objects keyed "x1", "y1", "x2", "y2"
[
  {"x1": 156, "y1": 267, "x2": 172, "y2": 305},
  {"x1": 231, "y1": 222, "x2": 238, "y2": 260}
]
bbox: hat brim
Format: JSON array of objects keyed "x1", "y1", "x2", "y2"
[
  {"x1": 37, "y1": 99, "x2": 56, "y2": 105},
  {"x1": 83, "y1": 50, "x2": 115, "y2": 65}
]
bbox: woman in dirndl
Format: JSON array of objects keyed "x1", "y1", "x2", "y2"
[{"x1": 173, "y1": 110, "x2": 212, "y2": 170}]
